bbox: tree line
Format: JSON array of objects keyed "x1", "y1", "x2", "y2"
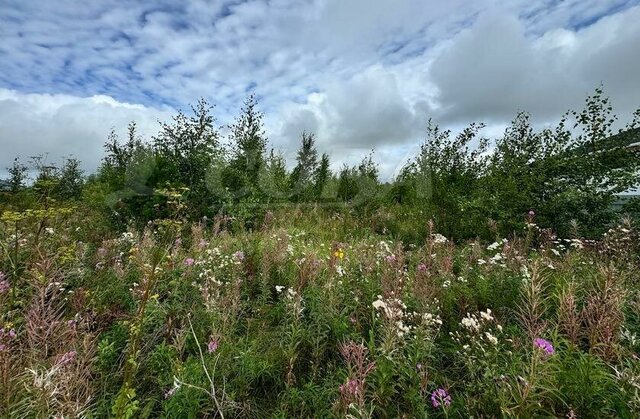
[{"x1": 2, "y1": 88, "x2": 639, "y2": 239}]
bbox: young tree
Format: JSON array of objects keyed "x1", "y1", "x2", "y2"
[
  {"x1": 289, "y1": 132, "x2": 319, "y2": 202},
  {"x1": 6, "y1": 157, "x2": 28, "y2": 193},
  {"x1": 225, "y1": 94, "x2": 268, "y2": 199},
  {"x1": 259, "y1": 149, "x2": 289, "y2": 203},
  {"x1": 55, "y1": 157, "x2": 84, "y2": 200},
  {"x1": 314, "y1": 153, "x2": 331, "y2": 199},
  {"x1": 153, "y1": 99, "x2": 220, "y2": 191}
]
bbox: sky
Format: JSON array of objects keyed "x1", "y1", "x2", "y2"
[{"x1": 1, "y1": 0, "x2": 639, "y2": 180}]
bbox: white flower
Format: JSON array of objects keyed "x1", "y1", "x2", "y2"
[
  {"x1": 480, "y1": 309, "x2": 493, "y2": 322},
  {"x1": 487, "y1": 242, "x2": 500, "y2": 251},
  {"x1": 461, "y1": 315, "x2": 479, "y2": 331},
  {"x1": 275, "y1": 285, "x2": 285, "y2": 293},
  {"x1": 432, "y1": 233, "x2": 448, "y2": 244},
  {"x1": 485, "y1": 332, "x2": 498, "y2": 345},
  {"x1": 45, "y1": 227, "x2": 54, "y2": 235},
  {"x1": 372, "y1": 297, "x2": 386, "y2": 311}
]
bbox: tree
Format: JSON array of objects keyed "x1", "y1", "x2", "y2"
[
  {"x1": 6, "y1": 158, "x2": 28, "y2": 193},
  {"x1": 314, "y1": 153, "x2": 331, "y2": 199},
  {"x1": 55, "y1": 158, "x2": 84, "y2": 200},
  {"x1": 258, "y1": 149, "x2": 289, "y2": 203},
  {"x1": 289, "y1": 132, "x2": 319, "y2": 201},
  {"x1": 225, "y1": 94, "x2": 268, "y2": 199},
  {"x1": 153, "y1": 99, "x2": 220, "y2": 189}
]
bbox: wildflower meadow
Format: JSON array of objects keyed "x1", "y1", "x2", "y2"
[{"x1": 1, "y1": 88, "x2": 640, "y2": 417}]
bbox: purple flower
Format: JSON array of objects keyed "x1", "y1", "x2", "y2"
[
  {"x1": 431, "y1": 388, "x2": 451, "y2": 408},
  {"x1": 534, "y1": 338, "x2": 554, "y2": 356},
  {"x1": 528, "y1": 210, "x2": 535, "y2": 217},
  {"x1": 233, "y1": 251, "x2": 245, "y2": 262},
  {"x1": 417, "y1": 263, "x2": 427, "y2": 273},
  {"x1": 207, "y1": 339, "x2": 218, "y2": 353},
  {"x1": 184, "y1": 258, "x2": 195, "y2": 267},
  {"x1": 0, "y1": 279, "x2": 9, "y2": 294},
  {"x1": 385, "y1": 254, "x2": 397, "y2": 264}
]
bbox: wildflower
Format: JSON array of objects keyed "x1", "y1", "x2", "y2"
[
  {"x1": 233, "y1": 251, "x2": 245, "y2": 261},
  {"x1": 385, "y1": 254, "x2": 396, "y2": 264},
  {"x1": 528, "y1": 210, "x2": 535, "y2": 217},
  {"x1": 184, "y1": 258, "x2": 195, "y2": 267},
  {"x1": 431, "y1": 388, "x2": 452, "y2": 408},
  {"x1": 45, "y1": 227, "x2": 54, "y2": 235},
  {"x1": 432, "y1": 233, "x2": 448, "y2": 244},
  {"x1": 479, "y1": 308, "x2": 493, "y2": 322},
  {"x1": 487, "y1": 241, "x2": 501, "y2": 251},
  {"x1": 534, "y1": 338, "x2": 554, "y2": 356},
  {"x1": 417, "y1": 263, "x2": 427, "y2": 273},
  {"x1": 0, "y1": 275, "x2": 9, "y2": 294},
  {"x1": 372, "y1": 297, "x2": 386, "y2": 311},
  {"x1": 334, "y1": 248, "x2": 345, "y2": 260},
  {"x1": 57, "y1": 350, "x2": 77, "y2": 365},
  {"x1": 461, "y1": 314, "x2": 479, "y2": 331},
  {"x1": 165, "y1": 378, "x2": 181, "y2": 399},
  {"x1": 485, "y1": 332, "x2": 498, "y2": 345},
  {"x1": 207, "y1": 339, "x2": 219, "y2": 353},
  {"x1": 275, "y1": 285, "x2": 285, "y2": 293}
]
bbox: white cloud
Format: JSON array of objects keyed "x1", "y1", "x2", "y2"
[
  {"x1": 0, "y1": 1, "x2": 639, "y2": 181},
  {"x1": 0, "y1": 89, "x2": 173, "y2": 177}
]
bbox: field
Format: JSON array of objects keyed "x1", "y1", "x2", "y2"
[{"x1": 1, "y1": 206, "x2": 640, "y2": 418}]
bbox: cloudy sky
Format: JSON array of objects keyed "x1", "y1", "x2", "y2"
[{"x1": 1, "y1": 0, "x2": 639, "y2": 179}]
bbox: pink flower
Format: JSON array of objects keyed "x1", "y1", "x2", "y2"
[
  {"x1": 0, "y1": 279, "x2": 9, "y2": 294},
  {"x1": 164, "y1": 387, "x2": 177, "y2": 399},
  {"x1": 431, "y1": 388, "x2": 451, "y2": 408},
  {"x1": 233, "y1": 251, "x2": 245, "y2": 261},
  {"x1": 207, "y1": 339, "x2": 218, "y2": 353},
  {"x1": 417, "y1": 263, "x2": 427, "y2": 273},
  {"x1": 534, "y1": 338, "x2": 554, "y2": 356},
  {"x1": 184, "y1": 258, "x2": 195, "y2": 267},
  {"x1": 57, "y1": 351, "x2": 77, "y2": 365}
]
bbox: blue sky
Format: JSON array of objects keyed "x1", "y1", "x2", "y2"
[{"x1": 1, "y1": 0, "x2": 639, "y2": 179}]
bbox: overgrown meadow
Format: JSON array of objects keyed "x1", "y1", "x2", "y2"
[
  {"x1": 1, "y1": 205, "x2": 640, "y2": 418},
  {"x1": 1, "y1": 88, "x2": 640, "y2": 417}
]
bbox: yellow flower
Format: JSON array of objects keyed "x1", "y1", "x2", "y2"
[{"x1": 334, "y1": 249, "x2": 344, "y2": 260}]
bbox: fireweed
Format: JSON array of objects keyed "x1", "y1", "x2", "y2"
[{"x1": 1, "y1": 204, "x2": 639, "y2": 417}]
